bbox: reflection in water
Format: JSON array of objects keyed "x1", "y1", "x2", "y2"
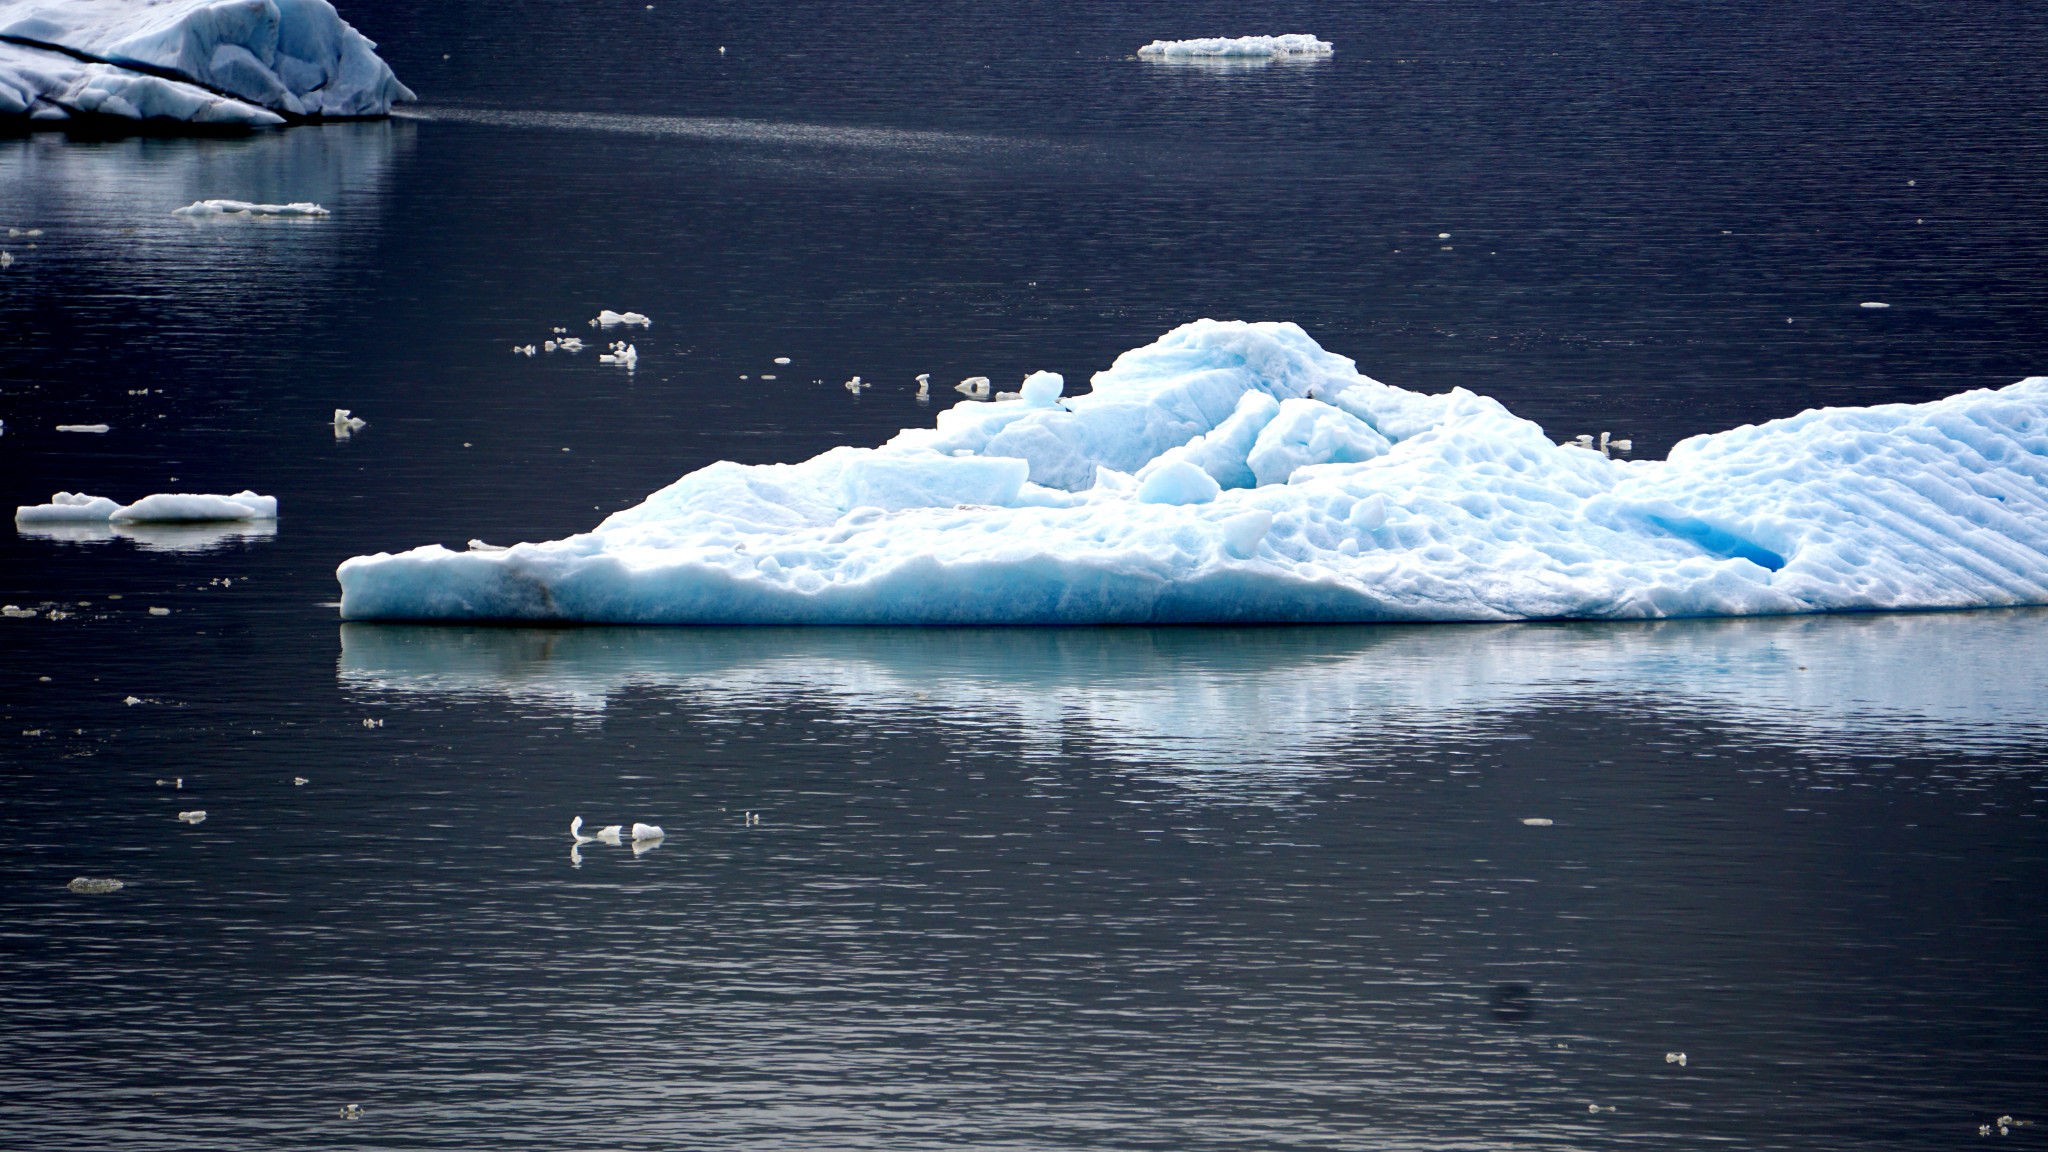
[
  {"x1": 339, "y1": 608, "x2": 2048, "y2": 769},
  {"x1": 0, "y1": 123, "x2": 403, "y2": 325},
  {"x1": 16, "y1": 520, "x2": 277, "y2": 553}
]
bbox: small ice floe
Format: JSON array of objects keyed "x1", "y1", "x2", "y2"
[
  {"x1": 293, "y1": 776, "x2": 308, "y2": 786},
  {"x1": 955, "y1": 375, "x2": 991, "y2": 399},
  {"x1": 333, "y1": 409, "x2": 367, "y2": 438},
  {"x1": 1137, "y1": 34, "x2": 1333, "y2": 59},
  {"x1": 123, "y1": 695, "x2": 142, "y2": 705},
  {"x1": 68, "y1": 877, "x2": 124, "y2": 894},
  {"x1": 744, "y1": 811, "x2": 761, "y2": 826},
  {"x1": 1665, "y1": 1052, "x2": 1688, "y2": 1066},
  {"x1": 592, "y1": 310, "x2": 651, "y2": 327},
  {"x1": 844, "y1": 375, "x2": 868, "y2": 395},
  {"x1": 513, "y1": 344, "x2": 537, "y2": 356},
  {"x1": 631, "y1": 822, "x2": 664, "y2": 841},
  {"x1": 15, "y1": 490, "x2": 276, "y2": 524},
  {"x1": 337, "y1": 1104, "x2": 362, "y2": 1120},
  {"x1": 362, "y1": 718, "x2": 383, "y2": 728},
  {"x1": 1522, "y1": 817, "x2": 1554, "y2": 826},
  {"x1": 1587, "y1": 1103, "x2": 1617, "y2": 1114},
  {"x1": 0, "y1": 251, "x2": 13, "y2": 268},
  {"x1": 1860, "y1": 301, "x2": 1891, "y2": 309},
  {"x1": 173, "y1": 200, "x2": 330, "y2": 218},
  {"x1": 552, "y1": 337, "x2": 585, "y2": 352},
  {"x1": 148, "y1": 606, "x2": 171, "y2": 616},
  {"x1": 915, "y1": 373, "x2": 932, "y2": 400},
  {"x1": 773, "y1": 356, "x2": 791, "y2": 365},
  {"x1": 1559, "y1": 432, "x2": 1632, "y2": 458},
  {"x1": 177, "y1": 810, "x2": 207, "y2": 824},
  {"x1": 1, "y1": 604, "x2": 35, "y2": 618},
  {"x1": 598, "y1": 341, "x2": 638, "y2": 366},
  {"x1": 56, "y1": 424, "x2": 110, "y2": 433},
  {"x1": 759, "y1": 374, "x2": 776, "y2": 381}
]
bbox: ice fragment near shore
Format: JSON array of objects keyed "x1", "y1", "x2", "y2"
[
  {"x1": 16, "y1": 489, "x2": 276, "y2": 523},
  {"x1": 1137, "y1": 35, "x2": 1333, "y2": 59},
  {"x1": 337, "y1": 319, "x2": 2048, "y2": 625}
]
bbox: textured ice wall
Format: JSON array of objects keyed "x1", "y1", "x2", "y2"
[
  {"x1": 0, "y1": 0, "x2": 411, "y2": 124},
  {"x1": 337, "y1": 320, "x2": 2048, "y2": 625}
]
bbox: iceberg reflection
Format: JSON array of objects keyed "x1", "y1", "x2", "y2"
[
  {"x1": 17, "y1": 520, "x2": 277, "y2": 553},
  {"x1": 338, "y1": 609, "x2": 2048, "y2": 768}
]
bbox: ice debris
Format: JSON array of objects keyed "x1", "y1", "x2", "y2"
[
  {"x1": 1522, "y1": 818, "x2": 1554, "y2": 827},
  {"x1": 336, "y1": 319, "x2": 2048, "y2": 625},
  {"x1": 592, "y1": 310, "x2": 651, "y2": 327},
  {"x1": 173, "y1": 200, "x2": 329, "y2": 218},
  {"x1": 1137, "y1": 34, "x2": 1333, "y2": 59},
  {"x1": 1665, "y1": 1052, "x2": 1688, "y2": 1066},
  {"x1": 956, "y1": 375, "x2": 991, "y2": 399},
  {"x1": 16, "y1": 490, "x2": 276, "y2": 523},
  {"x1": 333, "y1": 408, "x2": 366, "y2": 438},
  {"x1": 598, "y1": 341, "x2": 637, "y2": 366},
  {"x1": 0, "y1": 0, "x2": 413, "y2": 126},
  {"x1": 56, "y1": 424, "x2": 110, "y2": 433},
  {"x1": 177, "y1": 809, "x2": 206, "y2": 824},
  {"x1": 67, "y1": 877, "x2": 124, "y2": 894}
]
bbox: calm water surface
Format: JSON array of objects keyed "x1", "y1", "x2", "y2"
[{"x1": 2, "y1": 1, "x2": 2045, "y2": 1147}]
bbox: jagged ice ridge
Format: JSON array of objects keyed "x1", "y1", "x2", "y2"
[
  {"x1": 0, "y1": 0, "x2": 411, "y2": 125},
  {"x1": 337, "y1": 320, "x2": 2048, "y2": 625}
]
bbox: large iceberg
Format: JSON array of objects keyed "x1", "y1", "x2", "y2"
[
  {"x1": 337, "y1": 320, "x2": 2048, "y2": 625},
  {"x1": 0, "y1": 0, "x2": 410, "y2": 125}
]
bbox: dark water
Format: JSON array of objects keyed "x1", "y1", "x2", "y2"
[{"x1": 2, "y1": 1, "x2": 2045, "y2": 1146}]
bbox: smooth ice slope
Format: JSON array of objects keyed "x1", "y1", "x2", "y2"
[
  {"x1": 16, "y1": 490, "x2": 277, "y2": 523},
  {"x1": 0, "y1": 0, "x2": 411, "y2": 124},
  {"x1": 337, "y1": 320, "x2": 2048, "y2": 625},
  {"x1": 1137, "y1": 35, "x2": 1333, "y2": 59}
]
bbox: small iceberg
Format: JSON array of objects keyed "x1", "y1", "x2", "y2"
[
  {"x1": 56, "y1": 423, "x2": 111, "y2": 433},
  {"x1": 174, "y1": 200, "x2": 329, "y2": 218},
  {"x1": 0, "y1": 0, "x2": 413, "y2": 127},
  {"x1": 336, "y1": 319, "x2": 2048, "y2": 625},
  {"x1": 17, "y1": 489, "x2": 277, "y2": 524},
  {"x1": 1137, "y1": 35, "x2": 1333, "y2": 59},
  {"x1": 67, "y1": 877, "x2": 124, "y2": 894},
  {"x1": 592, "y1": 310, "x2": 651, "y2": 328}
]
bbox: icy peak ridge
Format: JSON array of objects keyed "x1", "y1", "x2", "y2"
[
  {"x1": 1137, "y1": 35, "x2": 1333, "y2": 59},
  {"x1": 336, "y1": 320, "x2": 2048, "y2": 625},
  {"x1": 0, "y1": 0, "x2": 412, "y2": 125}
]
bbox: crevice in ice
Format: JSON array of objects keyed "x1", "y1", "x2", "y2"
[{"x1": 1643, "y1": 514, "x2": 1788, "y2": 572}]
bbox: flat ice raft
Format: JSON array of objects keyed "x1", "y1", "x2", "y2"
[
  {"x1": 1137, "y1": 35, "x2": 1333, "y2": 59},
  {"x1": 17, "y1": 490, "x2": 276, "y2": 523},
  {"x1": 337, "y1": 320, "x2": 2048, "y2": 624},
  {"x1": 0, "y1": 0, "x2": 411, "y2": 125}
]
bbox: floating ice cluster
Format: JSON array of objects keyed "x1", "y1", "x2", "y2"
[
  {"x1": 1137, "y1": 35, "x2": 1333, "y2": 59},
  {"x1": 0, "y1": 0, "x2": 412, "y2": 126},
  {"x1": 17, "y1": 490, "x2": 277, "y2": 523},
  {"x1": 336, "y1": 320, "x2": 2048, "y2": 625},
  {"x1": 173, "y1": 199, "x2": 329, "y2": 217}
]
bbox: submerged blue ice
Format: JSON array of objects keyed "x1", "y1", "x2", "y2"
[{"x1": 337, "y1": 320, "x2": 2048, "y2": 624}]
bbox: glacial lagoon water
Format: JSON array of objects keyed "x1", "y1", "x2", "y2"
[{"x1": 3, "y1": 1, "x2": 2046, "y2": 1146}]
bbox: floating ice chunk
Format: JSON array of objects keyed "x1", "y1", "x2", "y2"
[
  {"x1": 774, "y1": 356, "x2": 792, "y2": 365},
  {"x1": 0, "y1": 0, "x2": 413, "y2": 120},
  {"x1": 844, "y1": 375, "x2": 867, "y2": 394},
  {"x1": 177, "y1": 809, "x2": 206, "y2": 824},
  {"x1": 15, "y1": 492, "x2": 123, "y2": 522},
  {"x1": 1860, "y1": 301, "x2": 1890, "y2": 309},
  {"x1": 1665, "y1": 1052, "x2": 1688, "y2": 1066},
  {"x1": 593, "y1": 309, "x2": 651, "y2": 327},
  {"x1": 335, "y1": 320, "x2": 2048, "y2": 625},
  {"x1": 598, "y1": 342, "x2": 638, "y2": 366},
  {"x1": 56, "y1": 424, "x2": 110, "y2": 433},
  {"x1": 0, "y1": 251, "x2": 12, "y2": 267},
  {"x1": 67, "y1": 877, "x2": 123, "y2": 894},
  {"x1": 1137, "y1": 34, "x2": 1333, "y2": 58},
  {"x1": 15, "y1": 489, "x2": 275, "y2": 523},
  {"x1": 915, "y1": 373, "x2": 931, "y2": 401},
  {"x1": 1522, "y1": 817, "x2": 1554, "y2": 826},
  {"x1": 956, "y1": 375, "x2": 991, "y2": 399},
  {"x1": 333, "y1": 408, "x2": 366, "y2": 438},
  {"x1": 173, "y1": 200, "x2": 329, "y2": 218},
  {"x1": 630, "y1": 822, "x2": 664, "y2": 840}
]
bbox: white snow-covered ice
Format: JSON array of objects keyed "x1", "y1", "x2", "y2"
[
  {"x1": 16, "y1": 489, "x2": 277, "y2": 523},
  {"x1": 336, "y1": 319, "x2": 2048, "y2": 625},
  {"x1": 0, "y1": 0, "x2": 411, "y2": 125},
  {"x1": 174, "y1": 199, "x2": 329, "y2": 217},
  {"x1": 1137, "y1": 35, "x2": 1333, "y2": 59}
]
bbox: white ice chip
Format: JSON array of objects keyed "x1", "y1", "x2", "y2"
[
  {"x1": 1137, "y1": 35, "x2": 1333, "y2": 59},
  {"x1": 336, "y1": 320, "x2": 2048, "y2": 625},
  {"x1": 16, "y1": 490, "x2": 277, "y2": 523}
]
